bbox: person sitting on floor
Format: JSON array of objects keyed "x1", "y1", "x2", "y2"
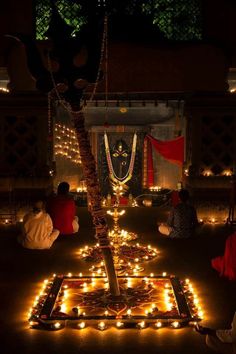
[
  {"x1": 46, "y1": 181, "x2": 79, "y2": 235},
  {"x1": 211, "y1": 231, "x2": 236, "y2": 281},
  {"x1": 195, "y1": 311, "x2": 236, "y2": 354},
  {"x1": 18, "y1": 201, "x2": 59, "y2": 249},
  {"x1": 158, "y1": 189, "x2": 199, "y2": 238}
]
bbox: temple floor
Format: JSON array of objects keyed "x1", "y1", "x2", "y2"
[{"x1": 0, "y1": 206, "x2": 236, "y2": 354}]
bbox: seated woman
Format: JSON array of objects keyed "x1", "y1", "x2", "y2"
[
  {"x1": 158, "y1": 189, "x2": 199, "y2": 238},
  {"x1": 211, "y1": 232, "x2": 236, "y2": 281},
  {"x1": 18, "y1": 201, "x2": 59, "y2": 249},
  {"x1": 46, "y1": 182, "x2": 79, "y2": 235}
]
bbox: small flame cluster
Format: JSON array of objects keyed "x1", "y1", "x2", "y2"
[
  {"x1": 202, "y1": 170, "x2": 232, "y2": 177},
  {"x1": 183, "y1": 279, "x2": 204, "y2": 320},
  {"x1": 78, "y1": 242, "x2": 158, "y2": 275},
  {"x1": 163, "y1": 281, "x2": 178, "y2": 312},
  {"x1": 54, "y1": 124, "x2": 81, "y2": 164},
  {"x1": 0, "y1": 87, "x2": 9, "y2": 93},
  {"x1": 149, "y1": 186, "x2": 162, "y2": 192},
  {"x1": 76, "y1": 185, "x2": 87, "y2": 193},
  {"x1": 199, "y1": 217, "x2": 227, "y2": 224},
  {"x1": 109, "y1": 229, "x2": 137, "y2": 242},
  {"x1": 89, "y1": 259, "x2": 144, "y2": 276},
  {"x1": 28, "y1": 278, "x2": 54, "y2": 328},
  {"x1": 1, "y1": 218, "x2": 11, "y2": 225}
]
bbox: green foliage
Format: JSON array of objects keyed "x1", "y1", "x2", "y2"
[
  {"x1": 55, "y1": 0, "x2": 85, "y2": 37},
  {"x1": 35, "y1": 0, "x2": 51, "y2": 40},
  {"x1": 35, "y1": 0, "x2": 85, "y2": 40},
  {"x1": 35, "y1": 0, "x2": 202, "y2": 41},
  {"x1": 142, "y1": 0, "x2": 202, "y2": 40}
]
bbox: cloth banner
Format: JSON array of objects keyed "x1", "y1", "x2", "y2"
[{"x1": 144, "y1": 135, "x2": 184, "y2": 188}]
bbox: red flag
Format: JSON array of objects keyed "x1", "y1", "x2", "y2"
[{"x1": 146, "y1": 135, "x2": 184, "y2": 166}]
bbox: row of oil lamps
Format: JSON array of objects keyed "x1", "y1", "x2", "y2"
[
  {"x1": 184, "y1": 169, "x2": 233, "y2": 177},
  {"x1": 40, "y1": 319, "x2": 185, "y2": 331},
  {"x1": 55, "y1": 124, "x2": 82, "y2": 165},
  {"x1": 28, "y1": 275, "x2": 203, "y2": 330},
  {"x1": 78, "y1": 241, "x2": 158, "y2": 275},
  {"x1": 1, "y1": 216, "x2": 225, "y2": 226}
]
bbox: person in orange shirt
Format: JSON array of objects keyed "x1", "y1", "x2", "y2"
[{"x1": 46, "y1": 182, "x2": 79, "y2": 235}]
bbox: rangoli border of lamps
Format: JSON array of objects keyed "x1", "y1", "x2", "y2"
[
  {"x1": 28, "y1": 274, "x2": 203, "y2": 331},
  {"x1": 78, "y1": 204, "x2": 158, "y2": 275},
  {"x1": 78, "y1": 242, "x2": 158, "y2": 275},
  {"x1": 89, "y1": 259, "x2": 145, "y2": 276}
]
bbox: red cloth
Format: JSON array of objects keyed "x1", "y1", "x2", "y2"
[
  {"x1": 171, "y1": 190, "x2": 181, "y2": 207},
  {"x1": 146, "y1": 134, "x2": 184, "y2": 166},
  {"x1": 46, "y1": 195, "x2": 76, "y2": 235},
  {"x1": 111, "y1": 196, "x2": 128, "y2": 205},
  {"x1": 211, "y1": 232, "x2": 236, "y2": 281}
]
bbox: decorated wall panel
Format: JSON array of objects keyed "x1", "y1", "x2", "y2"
[
  {"x1": 185, "y1": 95, "x2": 236, "y2": 193},
  {"x1": 0, "y1": 94, "x2": 53, "y2": 191},
  {"x1": 2, "y1": 115, "x2": 39, "y2": 176},
  {"x1": 200, "y1": 115, "x2": 235, "y2": 176}
]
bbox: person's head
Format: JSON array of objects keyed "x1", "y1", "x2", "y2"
[
  {"x1": 57, "y1": 182, "x2": 70, "y2": 195},
  {"x1": 178, "y1": 189, "x2": 190, "y2": 203},
  {"x1": 32, "y1": 200, "x2": 44, "y2": 213}
]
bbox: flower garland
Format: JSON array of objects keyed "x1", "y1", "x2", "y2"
[{"x1": 104, "y1": 132, "x2": 137, "y2": 185}]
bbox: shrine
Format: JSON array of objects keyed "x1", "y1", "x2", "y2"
[{"x1": 0, "y1": 1, "x2": 236, "y2": 354}]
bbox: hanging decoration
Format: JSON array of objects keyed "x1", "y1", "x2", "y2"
[
  {"x1": 144, "y1": 134, "x2": 184, "y2": 188},
  {"x1": 145, "y1": 135, "x2": 184, "y2": 166},
  {"x1": 147, "y1": 138, "x2": 154, "y2": 187},
  {"x1": 47, "y1": 92, "x2": 53, "y2": 140},
  {"x1": 54, "y1": 123, "x2": 82, "y2": 165}
]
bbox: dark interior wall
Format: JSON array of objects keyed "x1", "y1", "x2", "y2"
[
  {"x1": 0, "y1": 93, "x2": 52, "y2": 177},
  {"x1": 96, "y1": 42, "x2": 228, "y2": 93},
  {"x1": 4, "y1": 39, "x2": 229, "y2": 94},
  {"x1": 184, "y1": 93, "x2": 236, "y2": 196},
  {"x1": 0, "y1": 0, "x2": 33, "y2": 66},
  {"x1": 0, "y1": 0, "x2": 235, "y2": 93},
  {"x1": 202, "y1": 0, "x2": 236, "y2": 49},
  {"x1": 202, "y1": 0, "x2": 236, "y2": 67}
]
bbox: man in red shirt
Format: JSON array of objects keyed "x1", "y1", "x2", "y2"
[{"x1": 47, "y1": 182, "x2": 79, "y2": 235}]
